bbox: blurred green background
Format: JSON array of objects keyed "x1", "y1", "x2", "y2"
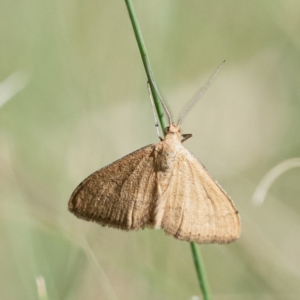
[{"x1": 1, "y1": 1, "x2": 300, "y2": 299}]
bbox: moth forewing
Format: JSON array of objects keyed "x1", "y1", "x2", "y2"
[
  {"x1": 157, "y1": 144, "x2": 240, "y2": 244},
  {"x1": 68, "y1": 145, "x2": 157, "y2": 230}
]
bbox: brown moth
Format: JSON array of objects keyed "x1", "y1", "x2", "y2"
[{"x1": 68, "y1": 64, "x2": 241, "y2": 244}]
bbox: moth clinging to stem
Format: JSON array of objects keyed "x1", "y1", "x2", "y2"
[{"x1": 68, "y1": 62, "x2": 241, "y2": 244}]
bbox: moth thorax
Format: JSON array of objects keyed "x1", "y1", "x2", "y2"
[{"x1": 154, "y1": 143, "x2": 177, "y2": 172}]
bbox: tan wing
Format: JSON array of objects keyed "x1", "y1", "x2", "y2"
[
  {"x1": 68, "y1": 145, "x2": 157, "y2": 230},
  {"x1": 161, "y1": 148, "x2": 241, "y2": 244}
]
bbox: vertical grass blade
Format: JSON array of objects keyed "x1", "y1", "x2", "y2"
[
  {"x1": 124, "y1": 0, "x2": 167, "y2": 131},
  {"x1": 123, "y1": 1, "x2": 212, "y2": 298},
  {"x1": 190, "y1": 243, "x2": 212, "y2": 300}
]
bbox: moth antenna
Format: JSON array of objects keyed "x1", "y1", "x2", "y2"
[
  {"x1": 147, "y1": 82, "x2": 163, "y2": 140},
  {"x1": 177, "y1": 60, "x2": 226, "y2": 125}
]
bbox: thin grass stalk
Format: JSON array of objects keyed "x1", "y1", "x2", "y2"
[
  {"x1": 190, "y1": 243, "x2": 212, "y2": 300},
  {"x1": 124, "y1": 0, "x2": 167, "y2": 131},
  {"x1": 123, "y1": 1, "x2": 212, "y2": 299}
]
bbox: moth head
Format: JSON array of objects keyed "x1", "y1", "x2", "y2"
[
  {"x1": 164, "y1": 123, "x2": 181, "y2": 139},
  {"x1": 164, "y1": 123, "x2": 192, "y2": 143},
  {"x1": 165, "y1": 123, "x2": 180, "y2": 133}
]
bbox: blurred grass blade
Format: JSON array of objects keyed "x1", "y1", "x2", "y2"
[
  {"x1": 252, "y1": 158, "x2": 300, "y2": 206},
  {"x1": 80, "y1": 237, "x2": 119, "y2": 300},
  {"x1": 0, "y1": 71, "x2": 29, "y2": 108},
  {"x1": 36, "y1": 276, "x2": 48, "y2": 300}
]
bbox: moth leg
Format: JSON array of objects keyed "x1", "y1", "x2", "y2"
[
  {"x1": 147, "y1": 81, "x2": 164, "y2": 141},
  {"x1": 181, "y1": 134, "x2": 192, "y2": 143}
]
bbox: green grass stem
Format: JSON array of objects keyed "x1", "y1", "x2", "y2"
[
  {"x1": 190, "y1": 243, "x2": 212, "y2": 300},
  {"x1": 123, "y1": 1, "x2": 212, "y2": 299},
  {"x1": 124, "y1": 0, "x2": 167, "y2": 131}
]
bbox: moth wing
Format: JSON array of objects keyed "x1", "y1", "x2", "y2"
[
  {"x1": 68, "y1": 145, "x2": 156, "y2": 230},
  {"x1": 161, "y1": 148, "x2": 241, "y2": 244}
]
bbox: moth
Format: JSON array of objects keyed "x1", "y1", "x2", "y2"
[{"x1": 68, "y1": 64, "x2": 241, "y2": 244}]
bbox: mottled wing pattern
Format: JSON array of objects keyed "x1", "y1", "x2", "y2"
[
  {"x1": 161, "y1": 148, "x2": 241, "y2": 244},
  {"x1": 68, "y1": 145, "x2": 156, "y2": 230}
]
